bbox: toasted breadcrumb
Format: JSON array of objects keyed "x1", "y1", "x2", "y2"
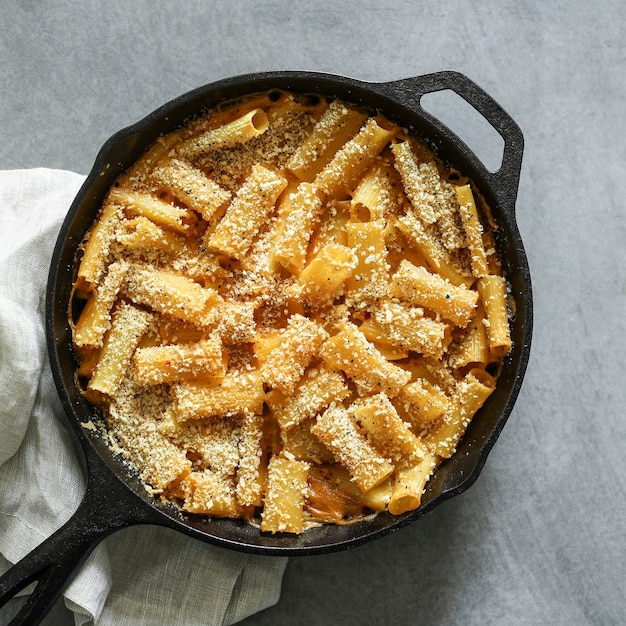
[{"x1": 71, "y1": 89, "x2": 512, "y2": 533}]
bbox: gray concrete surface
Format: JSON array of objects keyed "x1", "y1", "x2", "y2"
[{"x1": 1, "y1": 1, "x2": 624, "y2": 624}]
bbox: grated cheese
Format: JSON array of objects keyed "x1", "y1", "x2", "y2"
[{"x1": 70, "y1": 89, "x2": 512, "y2": 534}]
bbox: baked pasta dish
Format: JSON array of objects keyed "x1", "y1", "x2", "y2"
[{"x1": 71, "y1": 90, "x2": 513, "y2": 534}]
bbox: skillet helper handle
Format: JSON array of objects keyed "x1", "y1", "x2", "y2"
[
  {"x1": 0, "y1": 467, "x2": 152, "y2": 626},
  {"x1": 382, "y1": 70, "x2": 524, "y2": 212}
]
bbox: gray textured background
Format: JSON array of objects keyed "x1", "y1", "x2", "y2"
[{"x1": 1, "y1": 1, "x2": 625, "y2": 624}]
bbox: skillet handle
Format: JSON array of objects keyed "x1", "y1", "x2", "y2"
[
  {"x1": 381, "y1": 71, "x2": 524, "y2": 213},
  {"x1": 0, "y1": 465, "x2": 155, "y2": 625}
]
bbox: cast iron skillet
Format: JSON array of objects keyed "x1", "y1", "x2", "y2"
[{"x1": 0, "y1": 70, "x2": 532, "y2": 625}]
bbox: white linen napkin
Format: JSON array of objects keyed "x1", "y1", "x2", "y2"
[{"x1": 0, "y1": 169, "x2": 287, "y2": 625}]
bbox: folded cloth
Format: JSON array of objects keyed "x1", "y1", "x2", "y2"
[{"x1": 0, "y1": 169, "x2": 287, "y2": 625}]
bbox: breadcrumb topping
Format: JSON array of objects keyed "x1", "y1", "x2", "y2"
[{"x1": 71, "y1": 89, "x2": 512, "y2": 533}]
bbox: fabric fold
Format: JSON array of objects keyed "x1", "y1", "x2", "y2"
[{"x1": 0, "y1": 169, "x2": 287, "y2": 626}]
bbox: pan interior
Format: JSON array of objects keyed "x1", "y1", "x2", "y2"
[{"x1": 47, "y1": 72, "x2": 530, "y2": 555}]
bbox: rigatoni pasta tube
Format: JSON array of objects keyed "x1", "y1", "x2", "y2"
[
  {"x1": 73, "y1": 261, "x2": 128, "y2": 349},
  {"x1": 316, "y1": 118, "x2": 395, "y2": 197},
  {"x1": 115, "y1": 216, "x2": 187, "y2": 256},
  {"x1": 478, "y1": 275, "x2": 512, "y2": 356},
  {"x1": 88, "y1": 302, "x2": 153, "y2": 397},
  {"x1": 203, "y1": 298, "x2": 257, "y2": 345},
  {"x1": 389, "y1": 453, "x2": 438, "y2": 515},
  {"x1": 344, "y1": 220, "x2": 389, "y2": 308},
  {"x1": 392, "y1": 146, "x2": 465, "y2": 252},
  {"x1": 108, "y1": 188, "x2": 190, "y2": 234},
  {"x1": 393, "y1": 378, "x2": 450, "y2": 427},
  {"x1": 307, "y1": 200, "x2": 350, "y2": 255},
  {"x1": 390, "y1": 259, "x2": 478, "y2": 327},
  {"x1": 151, "y1": 158, "x2": 231, "y2": 221},
  {"x1": 182, "y1": 470, "x2": 243, "y2": 518},
  {"x1": 456, "y1": 184, "x2": 489, "y2": 278},
  {"x1": 312, "y1": 403, "x2": 394, "y2": 492},
  {"x1": 123, "y1": 265, "x2": 220, "y2": 324},
  {"x1": 261, "y1": 455, "x2": 310, "y2": 534},
  {"x1": 176, "y1": 108, "x2": 269, "y2": 157},
  {"x1": 256, "y1": 314, "x2": 328, "y2": 395},
  {"x1": 426, "y1": 369, "x2": 495, "y2": 458},
  {"x1": 356, "y1": 316, "x2": 410, "y2": 361},
  {"x1": 133, "y1": 336, "x2": 225, "y2": 386},
  {"x1": 280, "y1": 418, "x2": 336, "y2": 466},
  {"x1": 367, "y1": 299, "x2": 451, "y2": 359},
  {"x1": 350, "y1": 162, "x2": 399, "y2": 222},
  {"x1": 121, "y1": 128, "x2": 188, "y2": 186},
  {"x1": 173, "y1": 367, "x2": 265, "y2": 421},
  {"x1": 236, "y1": 412, "x2": 265, "y2": 508},
  {"x1": 266, "y1": 365, "x2": 350, "y2": 431},
  {"x1": 207, "y1": 164, "x2": 287, "y2": 260},
  {"x1": 76, "y1": 202, "x2": 121, "y2": 289},
  {"x1": 273, "y1": 182, "x2": 323, "y2": 274},
  {"x1": 286, "y1": 100, "x2": 367, "y2": 181},
  {"x1": 395, "y1": 212, "x2": 472, "y2": 287},
  {"x1": 349, "y1": 393, "x2": 427, "y2": 463},
  {"x1": 289, "y1": 242, "x2": 358, "y2": 307},
  {"x1": 320, "y1": 322, "x2": 411, "y2": 397},
  {"x1": 391, "y1": 142, "x2": 438, "y2": 224},
  {"x1": 447, "y1": 307, "x2": 491, "y2": 370}
]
